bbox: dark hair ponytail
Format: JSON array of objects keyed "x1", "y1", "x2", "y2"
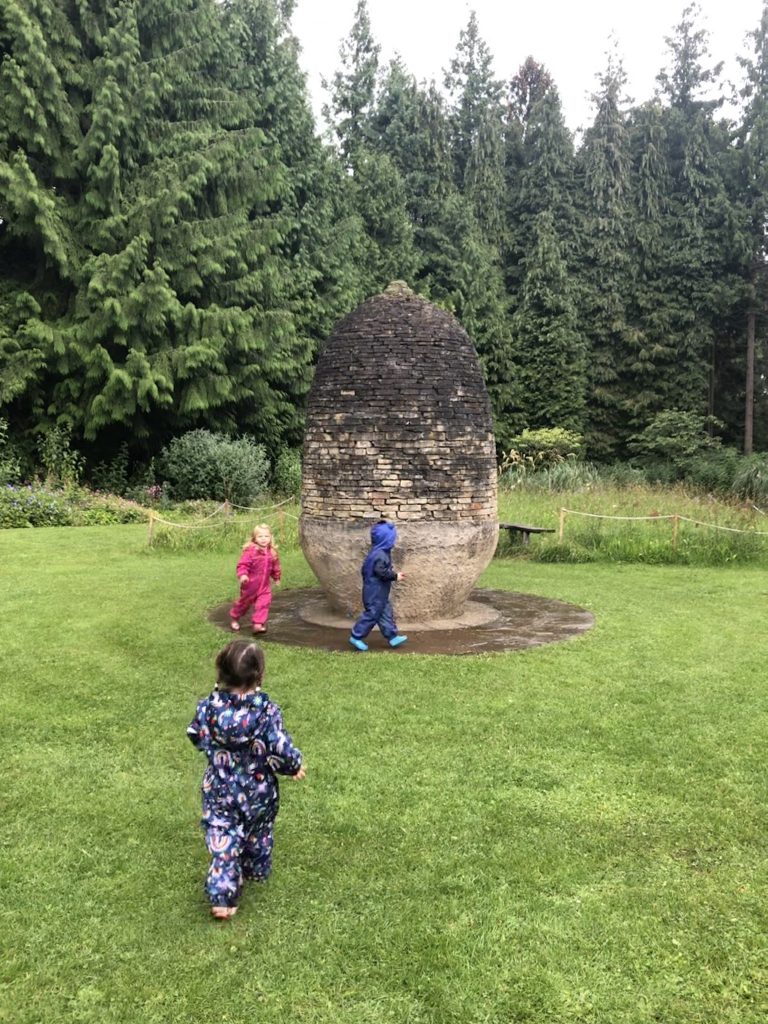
[{"x1": 215, "y1": 641, "x2": 265, "y2": 691}]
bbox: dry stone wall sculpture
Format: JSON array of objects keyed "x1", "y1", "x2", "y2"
[{"x1": 299, "y1": 281, "x2": 498, "y2": 622}]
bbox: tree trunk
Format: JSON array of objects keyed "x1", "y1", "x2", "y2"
[{"x1": 745, "y1": 307, "x2": 756, "y2": 455}]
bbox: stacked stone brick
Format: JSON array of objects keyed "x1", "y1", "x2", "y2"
[{"x1": 301, "y1": 281, "x2": 496, "y2": 522}]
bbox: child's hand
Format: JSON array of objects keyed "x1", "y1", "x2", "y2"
[
  {"x1": 396, "y1": 572, "x2": 405, "y2": 581},
  {"x1": 292, "y1": 765, "x2": 306, "y2": 781},
  {"x1": 274, "y1": 579, "x2": 281, "y2": 587},
  {"x1": 239, "y1": 574, "x2": 249, "y2": 583}
]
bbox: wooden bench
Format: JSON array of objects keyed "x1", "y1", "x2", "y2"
[{"x1": 498, "y1": 522, "x2": 556, "y2": 546}]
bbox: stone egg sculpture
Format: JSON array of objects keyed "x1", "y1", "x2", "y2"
[{"x1": 299, "y1": 281, "x2": 498, "y2": 624}]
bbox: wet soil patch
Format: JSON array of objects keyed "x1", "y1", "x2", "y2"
[{"x1": 208, "y1": 587, "x2": 595, "y2": 656}]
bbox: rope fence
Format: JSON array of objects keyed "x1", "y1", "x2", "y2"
[
  {"x1": 147, "y1": 498, "x2": 298, "y2": 545},
  {"x1": 558, "y1": 507, "x2": 768, "y2": 548}
]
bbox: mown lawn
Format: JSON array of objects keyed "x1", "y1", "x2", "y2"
[{"x1": 1, "y1": 525, "x2": 767, "y2": 1023}]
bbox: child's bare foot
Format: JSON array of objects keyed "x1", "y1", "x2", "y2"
[
  {"x1": 211, "y1": 906, "x2": 237, "y2": 920},
  {"x1": 230, "y1": 621, "x2": 240, "y2": 631}
]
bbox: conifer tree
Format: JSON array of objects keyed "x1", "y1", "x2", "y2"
[
  {"x1": 0, "y1": 0, "x2": 347, "y2": 454},
  {"x1": 643, "y1": 3, "x2": 737, "y2": 429},
  {"x1": 510, "y1": 210, "x2": 585, "y2": 432},
  {"x1": 505, "y1": 81, "x2": 585, "y2": 432},
  {"x1": 443, "y1": 11, "x2": 503, "y2": 185},
  {"x1": 323, "y1": 0, "x2": 379, "y2": 164},
  {"x1": 369, "y1": 68, "x2": 514, "y2": 442},
  {"x1": 735, "y1": 0, "x2": 768, "y2": 451},
  {"x1": 349, "y1": 149, "x2": 419, "y2": 291},
  {"x1": 443, "y1": 11, "x2": 506, "y2": 253},
  {"x1": 577, "y1": 51, "x2": 636, "y2": 457}
]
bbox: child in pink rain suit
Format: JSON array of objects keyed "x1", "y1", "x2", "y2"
[{"x1": 230, "y1": 524, "x2": 281, "y2": 634}]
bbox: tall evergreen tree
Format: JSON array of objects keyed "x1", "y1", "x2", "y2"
[
  {"x1": 369, "y1": 68, "x2": 515, "y2": 442},
  {"x1": 443, "y1": 11, "x2": 506, "y2": 250},
  {"x1": 646, "y1": 3, "x2": 737, "y2": 429},
  {"x1": 577, "y1": 50, "x2": 636, "y2": 457},
  {"x1": 506, "y1": 82, "x2": 577, "y2": 295},
  {"x1": 505, "y1": 80, "x2": 585, "y2": 431},
  {"x1": 0, "y1": 0, "x2": 346, "y2": 454},
  {"x1": 349, "y1": 148, "x2": 418, "y2": 291},
  {"x1": 322, "y1": 0, "x2": 379, "y2": 164},
  {"x1": 735, "y1": 0, "x2": 768, "y2": 451},
  {"x1": 510, "y1": 210, "x2": 585, "y2": 432},
  {"x1": 323, "y1": 16, "x2": 416, "y2": 295}
]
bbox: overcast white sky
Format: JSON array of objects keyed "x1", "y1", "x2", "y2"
[{"x1": 291, "y1": 0, "x2": 766, "y2": 133}]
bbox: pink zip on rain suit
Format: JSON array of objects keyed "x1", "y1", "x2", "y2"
[{"x1": 229, "y1": 544, "x2": 281, "y2": 628}]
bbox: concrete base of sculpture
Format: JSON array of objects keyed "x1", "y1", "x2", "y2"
[
  {"x1": 298, "y1": 516, "x2": 499, "y2": 620},
  {"x1": 208, "y1": 587, "x2": 595, "y2": 656},
  {"x1": 297, "y1": 595, "x2": 501, "y2": 631}
]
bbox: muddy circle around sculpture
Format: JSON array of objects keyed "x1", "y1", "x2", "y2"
[{"x1": 208, "y1": 587, "x2": 595, "y2": 656}]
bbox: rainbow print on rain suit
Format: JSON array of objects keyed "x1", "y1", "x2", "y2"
[{"x1": 187, "y1": 688, "x2": 302, "y2": 908}]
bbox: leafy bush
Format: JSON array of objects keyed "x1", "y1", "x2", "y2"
[
  {"x1": 159, "y1": 430, "x2": 269, "y2": 504},
  {"x1": 0, "y1": 485, "x2": 73, "y2": 528},
  {"x1": 91, "y1": 444, "x2": 131, "y2": 496},
  {"x1": 628, "y1": 411, "x2": 721, "y2": 471},
  {"x1": 271, "y1": 448, "x2": 302, "y2": 497},
  {"x1": 684, "y1": 447, "x2": 742, "y2": 494},
  {"x1": 732, "y1": 453, "x2": 768, "y2": 502},
  {"x1": 70, "y1": 490, "x2": 147, "y2": 525},
  {"x1": 37, "y1": 425, "x2": 84, "y2": 486},
  {"x1": 503, "y1": 428, "x2": 583, "y2": 465},
  {"x1": 499, "y1": 428, "x2": 583, "y2": 488},
  {"x1": 0, "y1": 418, "x2": 22, "y2": 485}
]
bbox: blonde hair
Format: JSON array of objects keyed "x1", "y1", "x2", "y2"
[{"x1": 244, "y1": 522, "x2": 276, "y2": 551}]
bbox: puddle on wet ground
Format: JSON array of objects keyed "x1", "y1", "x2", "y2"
[{"x1": 208, "y1": 587, "x2": 595, "y2": 656}]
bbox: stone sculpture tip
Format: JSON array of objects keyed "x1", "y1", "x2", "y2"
[{"x1": 383, "y1": 280, "x2": 415, "y2": 298}]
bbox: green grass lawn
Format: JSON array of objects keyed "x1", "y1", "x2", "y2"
[{"x1": 1, "y1": 525, "x2": 767, "y2": 1023}]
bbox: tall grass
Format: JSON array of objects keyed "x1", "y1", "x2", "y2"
[
  {"x1": 147, "y1": 484, "x2": 768, "y2": 568},
  {"x1": 149, "y1": 504, "x2": 300, "y2": 553},
  {"x1": 498, "y1": 482, "x2": 768, "y2": 566}
]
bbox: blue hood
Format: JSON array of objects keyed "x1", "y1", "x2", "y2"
[
  {"x1": 370, "y1": 521, "x2": 397, "y2": 549},
  {"x1": 362, "y1": 520, "x2": 398, "y2": 578}
]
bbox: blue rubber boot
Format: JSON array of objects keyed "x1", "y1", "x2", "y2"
[
  {"x1": 349, "y1": 636, "x2": 368, "y2": 652},
  {"x1": 389, "y1": 635, "x2": 408, "y2": 648}
]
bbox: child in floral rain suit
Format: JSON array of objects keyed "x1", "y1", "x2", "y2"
[
  {"x1": 230, "y1": 523, "x2": 281, "y2": 634},
  {"x1": 187, "y1": 640, "x2": 305, "y2": 919}
]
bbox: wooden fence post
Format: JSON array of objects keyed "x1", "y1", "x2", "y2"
[
  {"x1": 559, "y1": 508, "x2": 566, "y2": 542},
  {"x1": 147, "y1": 510, "x2": 155, "y2": 546},
  {"x1": 671, "y1": 514, "x2": 679, "y2": 550}
]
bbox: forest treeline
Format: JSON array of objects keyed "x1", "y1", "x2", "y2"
[{"x1": 1, "y1": 0, "x2": 767, "y2": 472}]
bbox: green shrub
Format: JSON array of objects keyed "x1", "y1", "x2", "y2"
[
  {"x1": 70, "y1": 490, "x2": 148, "y2": 525},
  {"x1": 684, "y1": 447, "x2": 742, "y2": 494},
  {"x1": 732, "y1": 453, "x2": 768, "y2": 502},
  {"x1": 628, "y1": 411, "x2": 721, "y2": 470},
  {"x1": 0, "y1": 419, "x2": 22, "y2": 486},
  {"x1": 37, "y1": 425, "x2": 84, "y2": 486},
  {"x1": 499, "y1": 428, "x2": 584, "y2": 489},
  {"x1": 271, "y1": 448, "x2": 302, "y2": 497},
  {"x1": 158, "y1": 430, "x2": 270, "y2": 504},
  {"x1": 0, "y1": 484, "x2": 73, "y2": 528},
  {"x1": 91, "y1": 444, "x2": 131, "y2": 496},
  {"x1": 503, "y1": 428, "x2": 583, "y2": 465}
]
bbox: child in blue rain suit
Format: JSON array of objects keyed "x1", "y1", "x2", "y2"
[
  {"x1": 187, "y1": 640, "x2": 305, "y2": 919},
  {"x1": 349, "y1": 519, "x2": 408, "y2": 651}
]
